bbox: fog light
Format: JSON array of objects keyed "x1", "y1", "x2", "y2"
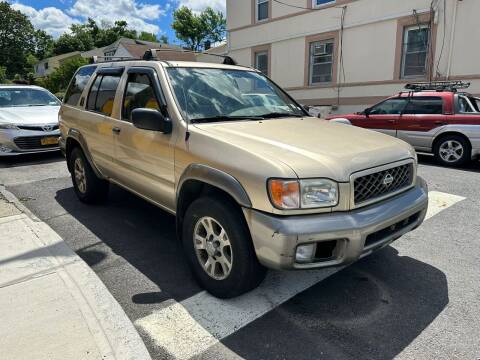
[
  {"x1": 295, "y1": 244, "x2": 316, "y2": 263},
  {"x1": 0, "y1": 145, "x2": 12, "y2": 153}
]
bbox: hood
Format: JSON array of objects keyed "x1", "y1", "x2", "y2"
[
  {"x1": 0, "y1": 106, "x2": 60, "y2": 125},
  {"x1": 194, "y1": 117, "x2": 415, "y2": 181}
]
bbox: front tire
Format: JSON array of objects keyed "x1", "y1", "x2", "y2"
[
  {"x1": 182, "y1": 196, "x2": 266, "y2": 298},
  {"x1": 69, "y1": 147, "x2": 109, "y2": 203},
  {"x1": 434, "y1": 135, "x2": 471, "y2": 167}
]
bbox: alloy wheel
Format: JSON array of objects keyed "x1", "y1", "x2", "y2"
[
  {"x1": 439, "y1": 140, "x2": 464, "y2": 163},
  {"x1": 193, "y1": 216, "x2": 233, "y2": 280},
  {"x1": 74, "y1": 157, "x2": 87, "y2": 194}
]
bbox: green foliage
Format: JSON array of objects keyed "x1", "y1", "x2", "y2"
[
  {"x1": 33, "y1": 30, "x2": 54, "y2": 59},
  {"x1": 138, "y1": 32, "x2": 158, "y2": 42},
  {"x1": 172, "y1": 6, "x2": 226, "y2": 51},
  {"x1": 0, "y1": 2, "x2": 35, "y2": 78},
  {"x1": 0, "y1": 66, "x2": 7, "y2": 84},
  {"x1": 159, "y1": 35, "x2": 169, "y2": 44},
  {"x1": 38, "y1": 57, "x2": 89, "y2": 93}
]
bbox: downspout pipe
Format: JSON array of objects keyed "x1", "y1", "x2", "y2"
[{"x1": 446, "y1": 0, "x2": 459, "y2": 80}]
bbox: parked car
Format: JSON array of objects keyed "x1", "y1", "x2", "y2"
[
  {"x1": 59, "y1": 55, "x2": 428, "y2": 298},
  {"x1": 0, "y1": 85, "x2": 61, "y2": 156},
  {"x1": 326, "y1": 82, "x2": 480, "y2": 167}
]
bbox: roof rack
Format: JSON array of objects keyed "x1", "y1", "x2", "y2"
[
  {"x1": 404, "y1": 81, "x2": 471, "y2": 93},
  {"x1": 90, "y1": 55, "x2": 139, "y2": 64},
  {"x1": 143, "y1": 48, "x2": 237, "y2": 65}
]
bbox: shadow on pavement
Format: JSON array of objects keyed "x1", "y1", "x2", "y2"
[
  {"x1": 54, "y1": 184, "x2": 202, "y2": 303},
  {"x1": 224, "y1": 246, "x2": 449, "y2": 360},
  {"x1": 0, "y1": 151, "x2": 63, "y2": 168},
  {"x1": 418, "y1": 154, "x2": 480, "y2": 173}
]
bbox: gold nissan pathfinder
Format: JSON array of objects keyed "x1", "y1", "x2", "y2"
[{"x1": 59, "y1": 52, "x2": 428, "y2": 298}]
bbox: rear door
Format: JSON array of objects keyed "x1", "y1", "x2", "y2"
[
  {"x1": 351, "y1": 98, "x2": 408, "y2": 137},
  {"x1": 110, "y1": 66, "x2": 176, "y2": 211},
  {"x1": 397, "y1": 96, "x2": 446, "y2": 151},
  {"x1": 81, "y1": 67, "x2": 124, "y2": 176}
]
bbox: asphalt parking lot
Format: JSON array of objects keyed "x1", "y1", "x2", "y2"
[{"x1": 1, "y1": 152, "x2": 479, "y2": 360}]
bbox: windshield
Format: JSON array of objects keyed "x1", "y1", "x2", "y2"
[
  {"x1": 166, "y1": 67, "x2": 305, "y2": 122},
  {"x1": 0, "y1": 88, "x2": 60, "y2": 108}
]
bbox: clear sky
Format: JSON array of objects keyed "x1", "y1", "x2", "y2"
[{"x1": 8, "y1": 0, "x2": 226, "y2": 46}]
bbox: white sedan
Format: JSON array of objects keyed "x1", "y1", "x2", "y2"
[{"x1": 0, "y1": 85, "x2": 61, "y2": 156}]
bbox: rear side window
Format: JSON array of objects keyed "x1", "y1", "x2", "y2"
[
  {"x1": 86, "y1": 74, "x2": 121, "y2": 116},
  {"x1": 370, "y1": 98, "x2": 408, "y2": 115},
  {"x1": 122, "y1": 73, "x2": 160, "y2": 121},
  {"x1": 64, "y1": 66, "x2": 97, "y2": 106},
  {"x1": 403, "y1": 97, "x2": 443, "y2": 115}
]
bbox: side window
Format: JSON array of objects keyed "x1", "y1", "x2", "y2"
[
  {"x1": 458, "y1": 95, "x2": 476, "y2": 113},
  {"x1": 122, "y1": 73, "x2": 160, "y2": 121},
  {"x1": 403, "y1": 97, "x2": 443, "y2": 115},
  {"x1": 64, "y1": 66, "x2": 97, "y2": 106},
  {"x1": 86, "y1": 74, "x2": 121, "y2": 116},
  {"x1": 370, "y1": 98, "x2": 407, "y2": 115}
]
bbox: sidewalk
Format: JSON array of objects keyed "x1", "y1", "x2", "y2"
[{"x1": 0, "y1": 187, "x2": 151, "y2": 360}]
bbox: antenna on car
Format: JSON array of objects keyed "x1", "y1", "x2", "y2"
[{"x1": 404, "y1": 81, "x2": 471, "y2": 93}]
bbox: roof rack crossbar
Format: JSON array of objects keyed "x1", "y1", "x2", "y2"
[
  {"x1": 90, "y1": 55, "x2": 140, "y2": 64},
  {"x1": 404, "y1": 81, "x2": 470, "y2": 93},
  {"x1": 143, "y1": 48, "x2": 237, "y2": 65}
]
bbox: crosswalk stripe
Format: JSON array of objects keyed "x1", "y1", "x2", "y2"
[{"x1": 135, "y1": 191, "x2": 465, "y2": 360}]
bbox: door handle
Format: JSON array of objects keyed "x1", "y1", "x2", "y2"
[{"x1": 112, "y1": 127, "x2": 121, "y2": 134}]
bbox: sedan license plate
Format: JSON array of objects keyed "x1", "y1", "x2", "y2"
[{"x1": 40, "y1": 137, "x2": 59, "y2": 146}]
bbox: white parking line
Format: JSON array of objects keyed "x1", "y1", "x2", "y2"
[{"x1": 135, "y1": 191, "x2": 465, "y2": 360}]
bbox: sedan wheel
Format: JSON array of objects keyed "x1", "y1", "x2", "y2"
[
  {"x1": 434, "y1": 135, "x2": 471, "y2": 167},
  {"x1": 439, "y1": 140, "x2": 464, "y2": 163}
]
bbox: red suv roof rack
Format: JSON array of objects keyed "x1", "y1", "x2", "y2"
[{"x1": 404, "y1": 81, "x2": 470, "y2": 93}]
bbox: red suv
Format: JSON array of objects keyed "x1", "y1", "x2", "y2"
[{"x1": 327, "y1": 82, "x2": 480, "y2": 167}]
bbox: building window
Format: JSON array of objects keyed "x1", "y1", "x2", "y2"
[
  {"x1": 257, "y1": 0, "x2": 269, "y2": 22},
  {"x1": 401, "y1": 25, "x2": 430, "y2": 78},
  {"x1": 254, "y1": 51, "x2": 269, "y2": 75},
  {"x1": 104, "y1": 50, "x2": 116, "y2": 61},
  {"x1": 44, "y1": 62, "x2": 49, "y2": 70},
  {"x1": 312, "y1": 0, "x2": 336, "y2": 8},
  {"x1": 309, "y1": 39, "x2": 334, "y2": 84}
]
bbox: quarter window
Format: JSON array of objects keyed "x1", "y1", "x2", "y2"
[
  {"x1": 309, "y1": 39, "x2": 334, "y2": 84},
  {"x1": 401, "y1": 25, "x2": 430, "y2": 78},
  {"x1": 64, "y1": 66, "x2": 97, "y2": 106},
  {"x1": 123, "y1": 73, "x2": 161, "y2": 121},
  {"x1": 254, "y1": 51, "x2": 269, "y2": 75},
  {"x1": 86, "y1": 74, "x2": 121, "y2": 116},
  {"x1": 369, "y1": 98, "x2": 408, "y2": 115},
  {"x1": 257, "y1": 0, "x2": 269, "y2": 21},
  {"x1": 403, "y1": 97, "x2": 443, "y2": 115}
]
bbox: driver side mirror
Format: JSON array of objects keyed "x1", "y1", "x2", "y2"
[
  {"x1": 364, "y1": 107, "x2": 371, "y2": 117},
  {"x1": 132, "y1": 108, "x2": 172, "y2": 134}
]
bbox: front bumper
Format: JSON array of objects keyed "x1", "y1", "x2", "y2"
[
  {"x1": 243, "y1": 176, "x2": 428, "y2": 270},
  {"x1": 0, "y1": 128, "x2": 60, "y2": 156}
]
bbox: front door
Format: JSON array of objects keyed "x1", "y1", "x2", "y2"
[
  {"x1": 111, "y1": 68, "x2": 176, "y2": 211},
  {"x1": 352, "y1": 97, "x2": 408, "y2": 137}
]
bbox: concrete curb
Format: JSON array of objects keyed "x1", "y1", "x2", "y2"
[{"x1": 0, "y1": 185, "x2": 152, "y2": 360}]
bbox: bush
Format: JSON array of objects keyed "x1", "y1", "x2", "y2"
[{"x1": 38, "y1": 57, "x2": 89, "y2": 93}]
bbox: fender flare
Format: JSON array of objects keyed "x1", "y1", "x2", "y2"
[
  {"x1": 177, "y1": 164, "x2": 252, "y2": 208},
  {"x1": 65, "y1": 128, "x2": 105, "y2": 179}
]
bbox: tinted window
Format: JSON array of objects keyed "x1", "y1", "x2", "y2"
[
  {"x1": 403, "y1": 97, "x2": 443, "y2": 114},
  {"x1": 370, "y1": 98, "x2": 408, "y2": 115},
  {"x1": 86, "y1": 74, "x2": 121, "y2": 116},
  {"x1": 123, "y1": 73, "x2": 160, "y2": 121},
  {"x1": 64, "y1": 66, "x2": 97, "y2": 106}
]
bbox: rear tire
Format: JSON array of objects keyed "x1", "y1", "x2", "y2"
[
  {"x1": 433, "y1": 135, "x2": 471, "y2": 167},
  {"x1": 182, "y1": 196, "x2": 266, "y2": 298},
  {"x1": 69, "y1": 147, "x2": 109, "y2": 203}
]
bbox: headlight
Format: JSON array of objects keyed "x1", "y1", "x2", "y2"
[
  {"x1": 0, "y1": 123, "x2": 20, "y2": 130},
  {"x1": 268, "y1": 178, "x2": 338, "y2": 209}
]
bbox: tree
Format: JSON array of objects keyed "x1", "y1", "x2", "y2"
[
  {"x1": 172, "y1": 6, "x2": 226, "y2": 51},
  {"x1": 33, "y1": 30, "x2": 54, "y2": 59},
  {"x1": 0, "y1": 2, "x2": 35, "y2": 78},
  {"x1": 159, "y1": 35, "x2": 169, "y2": 44},
  {"x1": 0, "y1": 66, "x2": 6, "y2": 84},
  {"x1": 38, "y1": 57, "x2": 89, "y2": 94},
  {"x1": 138, "y1": 32, "x2": 158, "y2": 42}
]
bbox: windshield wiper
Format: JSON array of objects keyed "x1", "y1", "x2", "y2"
[
  {"x1": 190, "y1": 115, "x2": 265, "y2": 123},
  {"x1": 258, "y1": 112, "x2": 304, "y2": 119}
]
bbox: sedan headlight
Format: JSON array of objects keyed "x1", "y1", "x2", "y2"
[
  {"x1": 0, "y1": 123, "x2": 20, "y2": 130},
  {"x1": 268, "y1": 178, "x2": 338, "y2": 209}
]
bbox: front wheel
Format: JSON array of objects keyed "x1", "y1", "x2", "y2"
[
  {"x1": 182, "y1": 196, "x2": 266, "y2": 298},
  {"x1": 434, "y1": 135, "x2": 471, "y2": 167}
]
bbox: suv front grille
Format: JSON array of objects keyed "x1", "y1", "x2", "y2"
[
  {"x1": 14, "y1": 136, "x2": 59, "y2": 150},
  {"x1": 353, "y1": 163, "x2": 414, "y2": 206}
]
